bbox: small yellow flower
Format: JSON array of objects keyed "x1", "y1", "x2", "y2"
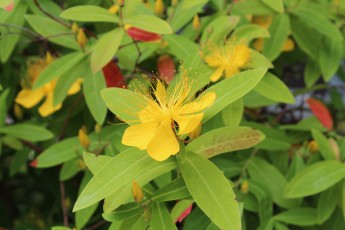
[
  {"x1": 192, "y1": 15, "x2": 201, "y2": 30},
  {"x1": 155, "y1": 0, "x2": 164, "y2": 15},
  {"x1": 78, "y1": 128, "x2": 90, "y2": 148},
  {"x1": 203, "y1": 41, "x2": 250, "y2": 82},
  {"x1": 15, "y1": 53, "x2": 82, "y2": 117},
  {"x1": 132, "y1": 180, "x2": 144, "y2": 202},
  {"x1": 77, "y1": 28, "x2": 88, "y2": 48},
  {"x1": 121, "y1": 76, "x2": 216, "y2": 161}
]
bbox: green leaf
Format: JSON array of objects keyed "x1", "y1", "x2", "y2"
[
  {"x1": 33, "y1": 52, "x2": 85, "y2": 89},
  {"x1": 60, "y1": 5, "x2": 119, "y2": 23},
  {"x1": 246, "y1": 49, "x2": 273, "y2": 69},
  {"x1": 201, "y1": 16, "x2": 240, "y2": 44},
  {"x1": 83, "y1": 152, "x2": 112, "y2": 175},
  {"x1": 182, "y1": 0, "x2": 209, "y2": 9},
  {"x1": 262, "y1": 14, "x2": 290, "y2": 61},
  {"x1": 177, "y1": 151, "x2": 241, "y2": 230},
  {"x1": 231, "y1": 24, "x2": 270, "y2": 43},
  {"x1": 10, "y1": 148, "x2": 30, "y2": 177},
  {"x1": 233, "y1": 0, "x2": 275, "y2": 14},
  {"x1": 261, "y1": 0, "x2": 284, "y2": 13},
  {"x1": 54, "y1": 56, "x2": 88, "y2": 106},
  {"x1": 2, "y1": 135, "x2": 23, "y2": 150},
  {"x1": 0, "y1": 124, "x2": 53, "y2": 142},
  {"x1": 25, "y1": 15, "x2": 78, "y2": 50},
  {"x1": 285, "y1": 160, "x2": 345, "y2": 198},
  {"x1": 202, "y1": 68, "x2": 267, "y2": 122},
  {"x1": 73, "y1": 148, "x2": 176, "y2": 211},
  {"x1": 101, "y1": 88, "x2": 146, "y2": 123},
  {"x1": 0, "y1": 2, "x2": 27, "y2": 62},
  {"x1": 103, "y1": 203, "x2": 143, "y2": 222},
  {"x1": 291, "y1": 4, "x2": 343, "y2": 40},
  {"x1": 123, "y1": 15, "x2": 172, "y2": 34},
  {"x1": 319, "y1": 36, "x2": 343, "y2": 81},
  {"x1": 36, "y1": 137, "x2": 79, "y2": 168},
  {"x1": 254, "y1": 72, "x2": 295, "y2": 104},
  {"x1": 280, "y1": 116, "x2": 327, "y2": 132},
  {"x1": 317, "y1": 186, "x2": 338, "y2": 224},
  {"x1": 83, "y1": 70, "x2": 107, "y2": 125},
  {"x1": 311, "y1": 129, "x2": 336, "y2": 160},
  {"x1": 221, "y1": 98, "x2": 243, "y2": 126},
  {"x1": 60, "y1": 158, "x2": 83, "y2": 181},
  {"x1": 0, "y1": 89, "x2": 9, "y2": 127},
  {"x1": 164, "y1": 34, "x2": 199, "y2": 61},
  {"x1": 187, "y1": 126, "x2": 265, "y2": 158},
  {"x1": 248, "y1": 157, "x2": 300, "y2": 209},
  {"x1": 151, "y1": 177, "x2": 190, "y2": 202},
  {"x1": 169, "y1": 1, "x2": 205, "y2": 31},
  {"x1": 151, "y1": 203, "x2": 177, "y2": 230},
  {"x1": 171, "y1": 200, "x2": 194, "y2": 223},
  {"x1": 274, "y1": 208, "x2": 318, "y2": 226},
  {"x1": 304, "y1": 59, "x2": 321, "y2": 87},
  {"x1": 91, "y1": 28, "x2": 124, "y2": 73}
]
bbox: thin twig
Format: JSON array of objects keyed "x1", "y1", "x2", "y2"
[
  {"x1": 21, "y1": 141, "x2": 42, "y2": 153},
  {"x1": 59, "y1": 182, "x2": 69, "y2": 227},
  {"x1": 131, "y1": 39, "x2": 142, "y2": 75},
  {"x1": 86, "y1": 220, "x2": 108, "y2": 230},
  {"x1": 33, "y1": 0, "x2": 70, "y2": 28}
]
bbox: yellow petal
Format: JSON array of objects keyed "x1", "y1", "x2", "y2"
[
  {"x1": 175, "y1": 113, "x2": 203, "y2": 135},
  {"x1": 233, "y1": 44, "x2": 250, "y2": 67},
  {"x1": 179, "y1": 92, "x2": 216, "y2": 115},
  {"x1": 282, "y1": 38, "x2": 295, "y2": 52},
  {"x1": 122, "y1": 121, "x2": 158, "y2": 150},
  {"x1": 204, "y1": 53, "x2": 222, "y2": 67},
  {"x1": 15, "y1": 88, "x2": 45, "y2": 109},
  {"x1": 138, "y1": 102, "x2": 164, "y2": 123},
  {"x1": 154, "y1": 80, "x2": 167, "y2": 106},
  {"x1": 38, "y1": 92, "x2": 62, "y2": 117},
  {"x1": 67, "y1": 80, "x2": 81, "y2": 95},
  {"x1": 147, "y1": 120, "x2": 179, "y2": 161},
  {"x1": 210, "y1": 67, "x2": 224, "y2": 82},
  {"x1": 225, "y1": 65, "x2": 239, "y2": 78}
]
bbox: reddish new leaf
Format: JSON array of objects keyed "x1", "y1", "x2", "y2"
[
  {"x1": 157, "y1": 55, "x2": 175, "y2": 83},
  {"x1": 176, "y1": 204, "x2": 193, "y2": 223},
  {"x1": 102, "y1": 61, "x2": 126, "y2": 88},
  {"x1": 3, "y1": 0, "x2": 14, "y2": 12},
  {"x1": 29, "y1": 160, "x2": 38, "y2": 168},
  {"x1": 126, "y1": 27, "x2": 161, "y2": 42},
  {"x1": 307, "y1": 98, "x2": 333, "y2": 130}
]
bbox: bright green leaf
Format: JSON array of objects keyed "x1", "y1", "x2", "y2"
[
  {"x1": 123, "y1": 15, "x2": 172, "y2": 34},
  {"x1": 60, "y1": 5, "x2": 119, "y2": 23},
  {"x1": 151, "y1": 203, "x2": 177, "y2": 230},
  {"x1": 274, "y1": 208, "x2": 318, "y2": 226},
  {"x1": 311, "y1": 129, "x2": 336, "y2": 160},
  {"x1": 0, "y1": 124, "x2": 53, "y2": 142}
]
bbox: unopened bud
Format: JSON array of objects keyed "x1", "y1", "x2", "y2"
[
  {"x1": 71, "y1": 22, "x2": 79, "y2": 33},
  {"x1": 45, "y1": 51, "x2": 53, "y2": 64},
  {"x1": 329, "y1": 138, "x2": 340, "y2": 160},
  {"x1": 155, "y1": 0, "x2": 164, "y2": 15},
  {"x1": 77, "y1": 159, "x2": 87, "y2": 169},
  {"x1": 132, "y1": 180, "x2": 144, "y2": 202},
  {"x1": 14, "y1": 104, "x2": 23, "y2": 119},
  {"x1": 241, "y1": 180, "x2": 249, "y2": 194},
  {"x1": 78, "y1": 128, "x2": 90, "y2": 148},
  {"x1": 77, "y1": 28, "x2": 88, "y2": 48},
  {"x1": 94, "y1": 124, "x2": 102, "y2": 134},
  {"x1": 308, "y1": 140, "x2": 318, "y2": 153},
  {"x1": 192, "y1": 15, "x2": 201, "y2": 30},
  {"x1": 157, "y1": 55, "x2": 175, "y2": 83},
  {"x1": 108, "y1": 4, "x2": 119, "y2": 14}
]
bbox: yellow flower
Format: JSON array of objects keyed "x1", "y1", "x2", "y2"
[
  {"x1": 192, "y1": 14, "x2": 201, "y2": 30},
  {"x1": 203, "y1": 41, "x2": 250, "y2": 82},
  {"x1": 15, "y1": 53, "x2": 82, "y2": 117},
  {"x1": 121, "y1": 77, "x2": 216, "y2": 161}
]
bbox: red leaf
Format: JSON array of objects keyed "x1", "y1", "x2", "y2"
[
  {"x1": 29, "y1": 160, "x2": 38, "y2": 168},
  {"x1": 102, "y1": 61, "x2": 126, "y2": 88},
  {"x1": 176, "y1": 204, "x2": 193, "y2": 223},
  {"x1": 306, "y1": 98, "x2": 333, "y2": 130},
  {"x1": 3, "y1": 1, "x2": 14, "y2": 12},
  {"x1": 126, "y1": 27, "x2": 161, "y2": 42},
  {"x1": 157, "y1": 55, "x2": 175, "y2": 83}
]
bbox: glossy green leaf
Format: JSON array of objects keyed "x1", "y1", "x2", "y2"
[
  {"x1": 101, "y1": 88, "x2": 146, "y2": 123},
  {"x1": 91, "y1": 28, "x2": 124, "y2": 73},
  {"x1": 33, "y1": 52, "x2": 85, "y2": 89},
  {"x1": 221, "y1": 98, "x2": 243, "y2": 126},
  {"x1": 10, "y1": 148, "x2": 30, "y2": 177},
  {"x1": 262, "y1": 0, "x2": 284, "y2": 13},
  {"x1": 165, "y1": 34, "x2": 198, "y2": 61},
  {"x1": 0, "y1": 124, "x2": 53, "y2": 142},
  {"x1": 202, "y1": 68, "x2": 267, "y2": 122},
  {"x1": 0, "y1": 2, "x2": 27, "y2": 62},
  {"x1": 248, "y1": 157, "x2": 300, "y2": 209},
  {"x1": 60, "y1": 5, "x2": 118, "y2": 23},
  {"x1": 123, "y1": 15, "x2": 172, "y2": 34},
  {"x1": 317, "y1": 186, "x2": 337, "y2": 224},
  {"x1": 177, "y1": 151, "x2": 241, "y2": 230},
  {"x1": 83, "y1": 152, "x2": 112, "y2": 175},
  {"x1": 319, "y1": 36, "x2": 343, "y2": 81},
  {"x1": 262, "y1": 14, "x2": 290, "y2": 61},
  {"x1": 25, "y1": 15, "x2": 78, "y2": 50},
  {"x1": 274, "y1": 208, "x2": 318, "y2": 226},
  {"x1": 187, "y1": 126, "x2": 265, "y2": 158},
  {"x1": 247, "y1": 49, "x2": 273, "y2": 69},
  {"x1": 285, "y1": 161, "x2": 345, "y2": 198},
  {"x1": 201, "y1": 16, "x2": 240, "y2": 43},
  {"x1": 311, "y1": 129, "x2": 336, "y2": 160},
  {"x1": 169, "y1": 1, "x2": 205, "y2": 31},
  {"x1": 36, "y1": 137, "x2": 79, "y2": 168},
  {"x1": 151, "y1": 203, "x2": 177, "y2": 230},
  {"x1": 73, "y1": 148, "x2": 176, "y2": 211},
  {"x1": 254, "y1": 72, "x2": 295, "y2": 104},
  {"x1": 151, "y1": 177, "x2": 190, "y2": 202},
  {"x1": 83, "y1": 70, "x2": 107, "y2": 125},
  {"x1": 231, "y1": 25, "x2": 270, "y2": 43},
  {"x1": 103, "y1": 203, "x2": 142, "y2": 222}
]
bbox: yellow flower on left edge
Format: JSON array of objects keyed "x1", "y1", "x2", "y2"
[
  {"x1": 202, "y1": 40, "x2": 251, "y2": 82},
  {"x1": 120, "y1": 77, "x2": 216, "y2": 161},
  {"x1": 15, "y1": 53, "x2": 81, "y2": 117}
]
